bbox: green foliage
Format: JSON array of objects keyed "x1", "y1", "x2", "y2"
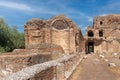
[
  {"x1": 0, "y1": 18, "x2": 25, "y2": 53},
  {"x1": 0, "y1": 46, "x2": 5, "y2": 53}
]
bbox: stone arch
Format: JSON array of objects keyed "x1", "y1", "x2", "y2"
[
  {"x1": 51, "y1": 19, "x2": 70, "y2": 30},
  {"x1": 88, "y1": 30, "x2": 94, "y2": 37},
  {"x1": 51, "y1": 19, "x2": 71, "y2": 53}
]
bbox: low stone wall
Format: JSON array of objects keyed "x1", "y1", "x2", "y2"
[
  {"x1": 0, "y1": 46, "x2": 64, "y2": 78},
  {"x1": 1, "y1": 53, "x2": 84, "y2": 80}
]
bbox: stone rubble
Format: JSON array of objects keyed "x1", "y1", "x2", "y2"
[
  {"x1": 99, "y1": 54, "x2": 105, "y2": 58},
  {"x1": 108, "y1": 63, "x2": 116, "y2": 67}
]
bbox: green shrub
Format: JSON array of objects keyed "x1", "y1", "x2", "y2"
[{"x1": 0, "y1": 18, "x2": 25, "y2": 53}]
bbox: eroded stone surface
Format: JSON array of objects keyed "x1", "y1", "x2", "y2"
[
  {"x1": 24, "y1": 15, "x2": 84, "y2": 54},
  {"x1": 0, "y1": 14, "x2": 120, "y2": 80},
  {"x1": 85, "y1": 14, "x2": 120, "y2": 54}
]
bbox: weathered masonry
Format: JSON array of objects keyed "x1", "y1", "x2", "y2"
[
  {"x1": 24, "y1": 14, "x2": 120, "y2": 54},
  {"x1": 24, "y1": 15, "x2": 85, "y2": 54},
  {"x1": 0, "y1": 15, "x2": 85, "y2": 79},
  {"x1": 85, "y1": 14, "x2": 120, "y2": 54},
  {"x1": 0, "y1": 14, "x2": 120, "y2": 80}
]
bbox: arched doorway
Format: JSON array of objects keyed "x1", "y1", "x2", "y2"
[{"x1": 87, "y1": 42, "x2": 94, "y2": 54}]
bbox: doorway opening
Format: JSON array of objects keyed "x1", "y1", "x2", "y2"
[
  {"x1": 99, "y1": 30, "x2": 103, "y2": 37},
  {"x1": 87, "y1": 42, "x2": 94, "y2": 54}
]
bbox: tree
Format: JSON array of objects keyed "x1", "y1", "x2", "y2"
[{"x1": 0, "y1": 18, "x2": 25, "y2": 53}]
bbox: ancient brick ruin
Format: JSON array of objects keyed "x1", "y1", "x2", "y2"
[
  {"x1": 85, "y1": 14, "x2": 120, "y2": 54},
  {"x1": 0, "y1": 14, "x2": 120, "y2": 80},
  {"x1": 0, "y1": 15, "x2": 85, "y2": 80},
  {"x1": 24, "y1": 15, "x2": 84, "y2": 54},
  {"x1": 24, "y1": 14, "x2": 120, "y2": 55}
]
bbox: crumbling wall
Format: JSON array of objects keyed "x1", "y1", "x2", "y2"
[
  {"x1": 108, "y1": 40, "x2": 120, "y2": 53},
  {"x1": 93, "y1": 14, "x2": 120, "y2": 39},
  {"x1": 0, "y1": 53, "x2": 84, "y2": 80},
  {"x1": 0, "y1": 43, "x2": 64, "y2": 78},
  {"x1": 51, "y1": 18, "x2": 70, "y2": 54},
  {"x1": 52, "y1": 30, "x2": 70, "y2": 53},
  {"x1": 0, "y1": 53, "x2": 51, "y2": 77},
  {"x1": 25, "y1": 15, "x2": 84, "y2": 54},
  {"x1": 24, "y1": 19, "x2": 49, "y2": 48},
  {"x1": 86, "y1": 14, "x2": 120, "y2": 54}
]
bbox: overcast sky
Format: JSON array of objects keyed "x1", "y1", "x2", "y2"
[{"x1": 0, "y1": 0, "x2": 120, "y2": 34}]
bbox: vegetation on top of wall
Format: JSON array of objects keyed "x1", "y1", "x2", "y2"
[{"x1": 0, "y1": 18, "x2": 25, "y2": 53}]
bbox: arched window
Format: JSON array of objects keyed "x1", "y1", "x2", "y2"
[
  {"x1": 52, "y1": 20, "x2": 69, "y2": 30},
  {"x1": 99, "y1": 30, "x2": 103, "y2": 37},
  {"x1": 88, "y1": 31, "x2": 94, "y2": 37}
]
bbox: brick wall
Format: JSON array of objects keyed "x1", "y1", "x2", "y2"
[
  {"x1": 0, "y1": 43, "x2": 64, "y2": 78},
  {"x1": 1, "y1": 53, "x2": 84, "y2": 80}
]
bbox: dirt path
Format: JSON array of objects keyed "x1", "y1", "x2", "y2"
[{"x1": 69, "y1": 54, "x2": 117, "y2": 80}]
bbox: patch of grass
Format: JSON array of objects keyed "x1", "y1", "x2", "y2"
[{"x1": 0, "y1": 46, "x2": 5, "y2": 53}]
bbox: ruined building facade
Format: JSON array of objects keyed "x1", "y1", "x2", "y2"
[
  {"x1": 1, "y1": 14, "x2": 120, "y2": 79},
  {"x1": 85, "y1": 14, "x2": 120, "y2": 54},
  {"x1": 25, "y1": 14, "x2": 120, "y2": 54},
  {"x1": 24, "y1": 15, "x2": 84, "y2": 54}
]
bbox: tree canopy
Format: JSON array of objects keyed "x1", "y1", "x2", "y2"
[{"x1": 0, "y1": 18, "x2": 25, "y2": 53}]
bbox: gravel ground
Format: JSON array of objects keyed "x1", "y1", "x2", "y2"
[{"x1": 69, "y1": 54, "x2": 118, "y2": 80}]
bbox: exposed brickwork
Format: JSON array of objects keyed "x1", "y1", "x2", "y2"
[
  {"x1": 85, "y1": 14, "x2": 120, "y2": 54},
  {"x1": 1, "y1": 54, "x2": 84, "y2": 80},
  {"x1": 0, "y1": 43, "x2": 64, "y2": 77},
  {"x1": 1, "y1": 14, "x2": 120, "y2": 80},
  {"x1": 24, "y1": 15, "x2": 84, "y2": 54}
]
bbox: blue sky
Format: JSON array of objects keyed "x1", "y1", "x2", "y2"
[{"x1": 0, "y1": 0, "x2": 120, "y2": 34}]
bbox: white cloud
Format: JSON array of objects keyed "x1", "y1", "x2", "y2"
[
  {"x1": 86, "y1": 16, "x2": 93, "y2": 22},
  {"x1": 0, "y1": 1, "x2": 89, "y2": 20},
  {"x1": 0, "y1": 1, "x2": 33, "y2": 11},
  {"x1": 99, "y1": 14, "x2": 108, "y2": 16},
  {"x1": 34, "y1": 8, "x2": 59, "y2": 15},
  {"x1": 100, "y1": 0, "x2": 120, "y2": 13},
  {"x1": 34, "y1": 4, "x2": 85, "y2": 16},
  {"x1": 29, "y1": 1, "x2": 86, "y2": 18}
]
